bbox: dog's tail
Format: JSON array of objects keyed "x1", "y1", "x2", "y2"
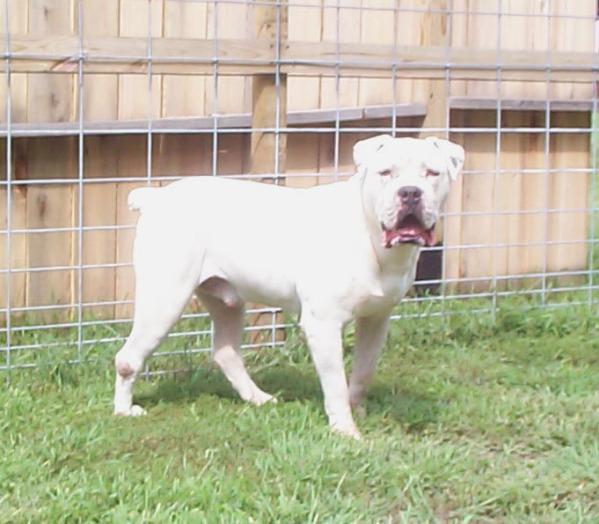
[{"x1": 128, "y1": 187, "x2": 159, "y2": 212}]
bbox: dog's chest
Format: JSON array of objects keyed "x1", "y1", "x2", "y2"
[{"x1": 352, "y1": 266, "x2": 415, "y2": 316}]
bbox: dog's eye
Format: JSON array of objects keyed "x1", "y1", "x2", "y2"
[
  {"x1": 379, "y1": 169, "x2": 392, "y2": 177},
  {"x1": 426, "y1": 169, "x2": 440, "y2": 177}
]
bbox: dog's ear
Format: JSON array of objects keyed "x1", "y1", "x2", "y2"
[
  {"x1": 353, "y1": 134, "x2": 393, "y2": 171},
  {"x1": 425, "y1": 136, "x2": 465, "y2": 181}
]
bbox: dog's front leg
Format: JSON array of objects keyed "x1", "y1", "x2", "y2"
[
  {"x1": 301, "y1": 312, "x2": 360, "y2": 439},
  {"x1": 349, "y1": 313, "x2": 390, "y2": 415}
]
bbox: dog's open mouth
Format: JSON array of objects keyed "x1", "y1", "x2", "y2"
[{"x1": 381, "y1": 215, "x2": 435, "y2": 248}]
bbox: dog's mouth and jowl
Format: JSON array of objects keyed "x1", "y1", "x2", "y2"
[
  {"x1": 381, "y1": 185, "x2": 436, "y2": 248},
  {"x1": 381, "y1": 213, "x2": 435, "y2": 248}
]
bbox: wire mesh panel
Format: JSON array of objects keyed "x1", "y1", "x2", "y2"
[{"x1": 0, "y1": 0, "x2": 598, "y2": 373}]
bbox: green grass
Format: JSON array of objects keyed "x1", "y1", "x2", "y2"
[{"x1": 2, "y1": 302, "x2": 599, "y2": 523}]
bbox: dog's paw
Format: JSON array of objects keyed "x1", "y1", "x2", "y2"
[
  {"x1": 331, "y1": 424, "x2": 362, "y2": 441},
  {"x1": 130, "y1": 405, "x2": 147, "y2": 416},
  {"x1": 247, "y1": 390, "x2": 277, "y2": 406},
  {"x1": 114, "y1": 404, "x2": 147, "y2": 417}
]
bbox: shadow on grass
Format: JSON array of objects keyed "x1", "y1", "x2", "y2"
[
  {"x1": 367, "y1": 382, "x2": 444, "y2": 433},
  {"x1": 137, "y1": 362, "x2": 443, "y2": 433},
  {"x1": 137, "y1": 363, "x2": 322, "y2": 407}
]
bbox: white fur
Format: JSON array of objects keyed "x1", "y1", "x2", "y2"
[{"x1": 113, "y1": 135, "x2": 464, "y2": 439}]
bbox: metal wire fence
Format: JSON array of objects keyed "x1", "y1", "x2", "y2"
[{"x1": 1, "y1": 0, "x2": 598, "y2": 374}]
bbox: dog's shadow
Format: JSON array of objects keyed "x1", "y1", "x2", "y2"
[
  {"x1": 137, "y1": 362, "x2": 322, "y2": 406},
  {"x1": 137, "y1": 362, "x2": 443, "y2": 433}
]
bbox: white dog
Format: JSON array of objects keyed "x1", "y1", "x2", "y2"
[{"x1": 113, "y1": 135, "x2": 464, "y2": 439}]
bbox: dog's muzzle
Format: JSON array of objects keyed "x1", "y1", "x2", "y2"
[{"x1": 381, "y1": 186, "x2": 435, "y2": 248}]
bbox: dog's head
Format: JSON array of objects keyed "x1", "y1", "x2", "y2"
[{"x1": 353, "y1": 135, "x2": 464, "y2": 249}]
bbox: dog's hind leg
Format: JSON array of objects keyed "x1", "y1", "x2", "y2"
[
  {"x1": 198, "y1": 281, "x2": 276, "y2": 406},
  {"x1": 114, "y1": 246, "x2": 200, "y2": 416}
]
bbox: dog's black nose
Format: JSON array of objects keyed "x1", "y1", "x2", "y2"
[{"x1": 398, "y1": 186, "x2": 422, "y2": 206}]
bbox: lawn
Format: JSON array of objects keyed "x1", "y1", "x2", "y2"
[{"x1": 2, "y1": 303, "x2": 599, "y2": 523}]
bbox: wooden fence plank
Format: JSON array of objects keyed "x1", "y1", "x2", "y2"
[
  {"x1": 285, "y1": 133, "x2": 320, "y2": 188},
  {"x1": 162, "y1": 0, "x2": 207, "y2": 118},
  {"x1": 518, "y1": 114, "x2": 546, "y2": 285},
  {"x1": 0, "y1": 184, "x2": 28, "y2": 318},
  {"x1": 82, "y1": 0, "x2": 119, "y2": 122},
  {"x1": 445, "y1": 110, "x2": 465, "y2": 290},
  {"x1": 420, "y1": 0, "x2": 449, "y2": 254},
  {"x1": 501, "y1": 0, "x2": 549, "y2": 101},
  {"x1": 287, "y1": 0, "x2": 321, "y2": 112},
  {"x1": 82, "y1": 136, "x2": 119, "y2": 318},
  {"x1": 496, "y1": 111, "x2": 527, "y2": 285},
  {"x1": 317, "y1": 129, "x2": 366, "y2": 186},
  {"x1": 320, "y1": 0, "x2": 361, "y2": 110},
  {"x1": 358, "y1": 0, "x2": 395, "y2": 108},
  {"x1": 114, "y1": 135, "x2": 146, "y2": 320},
  {"x1": 24, "y1": 138, "x2": 75, "y2": 319},
  {"x1": 0, "y1": 1, "x2": 28, "y2": 323},
  {"x1": 458, "y1": 111, "x2": 497, "y2": 293},
  {"x1": 548, "y1": 112, "x2": 589, "y2": 276},
  {"x1": 250, "y1": 0, "x2": 288, "y2": 176},
  {"x1": 27, "y1": 0, "x2": 75, "y2": 123},
  {"x1": 551, "y1": 0, "x2": 596, "y2": 100},
  {"x1": 393, "y1": 0, "x2": 428, "y2": 106},
  {"x1": 118, "y1": 0, "x2": 162, "y2": 121},
  {"x1": 0, "y1": 1, "x2": 28, "y2": 124},
  {"x1": 152, "y1": 134, "x2": 211, "y2": 178},
  {"x1": 26, "y1": 196, "x2": 73, "y2": 318},
  {"x1": 82, "y1": 181, "x2": 117, "y2": 318},
  {"x1": 419, "y1": 0, "x2": 448, "y2": 138},
  {"x1": 204, "y1": 0, "x2": 251, "y2": 116}
]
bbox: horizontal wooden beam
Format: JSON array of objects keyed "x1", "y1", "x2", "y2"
[
  {"x1": 1, "y1": 98, "x2": 595, "y2": 138},
  {"x1": 450, "y1": 97, "x2": 595, "y2": 112},
  {"x1": 0, "y1": 103, "x2": 427, "y2": 137},
  {"x1": 1, "y1": 35, "x2": 597, "y2": 82}
]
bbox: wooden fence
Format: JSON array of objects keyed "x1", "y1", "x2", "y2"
[{"x1": 0, "y1": 0, "x2": 596, "y2": 322}]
